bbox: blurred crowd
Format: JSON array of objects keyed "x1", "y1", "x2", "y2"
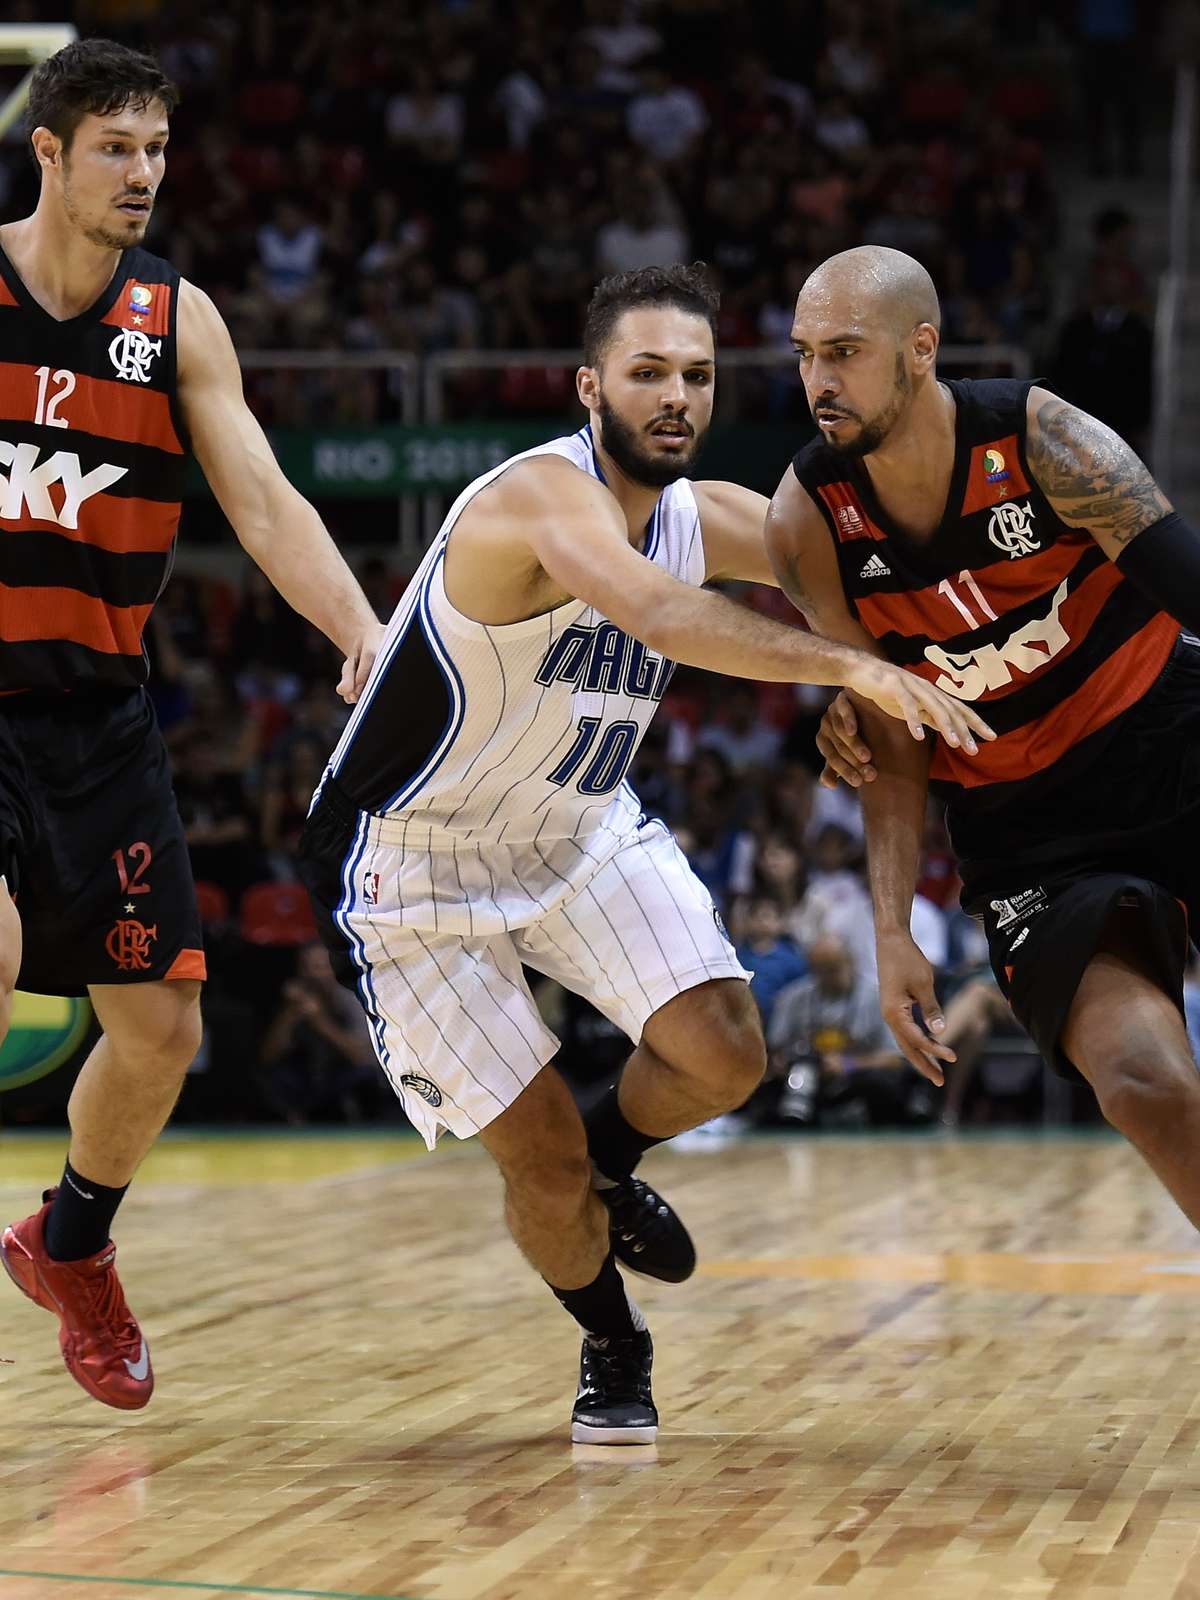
[
  {"x1": 0, "y1": 0, "x2": 1167, "y2": 1128},
  {"x1": 0, "y1": 0, "x2": 1157, "y2": 433}
]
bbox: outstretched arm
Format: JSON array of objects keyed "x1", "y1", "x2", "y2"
[
  {"x1": 176, "y1": 281, "x2": 383, "y2": 701},
  {"x1": 502, "y1": 456, "x2": 992, "y2": 745}
]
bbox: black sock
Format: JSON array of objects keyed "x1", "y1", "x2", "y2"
[
  {"x1": 44, "y1": 1161, "x2": 129, "y2": 1262},
  {"x1": 549, "y1": 1252, "x2": 645, "y2": 1341},
  {"x1": 584, "y1": 1072, "x2": 667, "y2": 1183}
]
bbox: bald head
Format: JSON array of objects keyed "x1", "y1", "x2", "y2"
[
  {"x1": 791, "y1": 247, "x2": 942, "y2": 459},
  {"x1": 800, "y1": 246, "x2": 940, "y2": 337}
]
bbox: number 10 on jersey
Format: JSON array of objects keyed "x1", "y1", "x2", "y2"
[{"x1": 548, "y1": 718, "x2": 639, "y2": 795}]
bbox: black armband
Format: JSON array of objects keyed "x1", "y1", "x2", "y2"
[{"x1": 1115, "y1": 511, "x2": 1200, "y2": 634}]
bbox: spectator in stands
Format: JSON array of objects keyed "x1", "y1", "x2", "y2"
[
  {"x1": 736, "y1": 895, "x2": 808, "y2": 1032},
  {"x1": 938, "y1": 977, "x2": 1020, "y2": 1128},
  {"x1": 595, "y1": 175, "x2": 688, "y2": 275},
  {"x1": 258, "y1": 942, "x2": 382, "y2": 1124},
  {"x1": 696, "y1": 684, "x2": 783, "y2": 775},
  {"x1": 1050, "y1": 226, "x2": 1153, "y2": 452},
  {"x1": 385, "y1": 63, "x2": 465, "y2": 163},
  {"x1": 768, "y1": 935, "x2": 928, "y2": 1127},
  {"x1": 255, "y1": 197, "x2": 323, "y2": 308},
  {"x1": 626, "y1": 57, "x2": 709, "y2": 168}
]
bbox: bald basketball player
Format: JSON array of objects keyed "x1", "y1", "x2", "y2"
[{"x1": 766, "y1": 244, "x2": 1200, "y2": 1233}]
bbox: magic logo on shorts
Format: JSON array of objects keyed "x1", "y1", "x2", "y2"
[{"x1": 400, "y1": 1074, "x2": 443, "y2": 1108}]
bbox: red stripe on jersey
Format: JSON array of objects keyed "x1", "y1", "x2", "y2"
[
  {"x1": 0, "y1": 363, "x2": 183, "y2": 454},
  {"x1": 930, "y1": 614, "x2": 1178, "y2": 788},
  {"x1": 855, "y1": 534, "x2": 1093, "y2": 642},
  {"x1": 961, "y1": 434, "x2": 1031, "y2": 516},
  {"x1": 0, "y1": 280, "x2": 17, "y2": 309},
  {"x1": 11, "y1": 492, "x2": 180, "y2": 555},
  {"x1": 817, "y1": 482, "x2": 884, "y2": 543},
  {"x1": 0, "y1": 582, "x2": 153, "y2": 656},
  {"x1": 100, "y1": 281, "x2": 172, "y2": 338}
]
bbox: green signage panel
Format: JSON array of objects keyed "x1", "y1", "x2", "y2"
[
  {"x1": 0, "y1": 992, "x2": 91, "y2": 1092},
  {"x1": 188, "y1": 422, "x2": 807, "y2": 500}
]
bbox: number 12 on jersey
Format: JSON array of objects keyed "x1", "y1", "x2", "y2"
[
  {"x1": 548, "y1": 717, "x2": 639, "y2": 795},
  {"x1": 33, "y1": 367, "x2": 76, "y2": 429}
]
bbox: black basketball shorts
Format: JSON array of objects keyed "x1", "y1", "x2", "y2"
[
  {"x1": 0, "y1": 688, "x2": 205, "y2": 996},
  {"x1": 962, "y1": 635, "x2": 1200, "y2": 1080}
]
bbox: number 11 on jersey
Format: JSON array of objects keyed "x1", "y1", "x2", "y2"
[{"x1": 938, "y1": 570, "x2": 997, "y2": 630}]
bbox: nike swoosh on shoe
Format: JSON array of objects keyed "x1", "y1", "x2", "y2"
[{"x1": 124, "y1": 1340, "x2": 150, "y2": 1381}]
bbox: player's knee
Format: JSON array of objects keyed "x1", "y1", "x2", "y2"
[
  {"x1": 690, "y1": 984, "x2": 767, "y2": 1106},
  {"x1": 112, "y1": 982, "x2": 203, "y2": 1080},
  {"x1": 1094, "y1": 1043, "x2": 1200, "y2": 1141}
]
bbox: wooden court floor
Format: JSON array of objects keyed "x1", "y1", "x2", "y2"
[{"x1": 2, "y1": 1127, "x2": 1200, "y2": 1600}]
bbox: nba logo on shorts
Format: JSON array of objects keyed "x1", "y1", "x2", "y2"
[{"x1": 363, "y1": 870, "x2": 380, "y2": 906}]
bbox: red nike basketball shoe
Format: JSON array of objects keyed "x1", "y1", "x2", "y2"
[{"x1": 1, "y1": 1189, "x2": 153, "y2": 1409}]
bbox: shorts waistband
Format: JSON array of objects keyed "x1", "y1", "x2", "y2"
[{"x1": 315, "y1": 776, "x2": 470, "y2": 849}]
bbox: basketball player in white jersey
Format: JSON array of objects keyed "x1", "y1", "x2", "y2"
[{"x1": 299, "y1": 264, "x2": 991, "y2": 1444}]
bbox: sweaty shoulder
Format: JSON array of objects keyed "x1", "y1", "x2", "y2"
[{"x1": 474, "y1": 449, "x2": 611, "y2": 523}]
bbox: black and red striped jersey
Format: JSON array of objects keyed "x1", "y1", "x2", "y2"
[
  {"x1": 0, "y1": 243, "x2": 187, "y2": 692},
  {"x1": 792, "y1": 378, "x2": 1178, "y2": 836}
]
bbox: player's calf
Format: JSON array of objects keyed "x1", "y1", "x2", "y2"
[
  {"x1": 480, "y1": 1069, "x2": 657, "y2": 1443},
  {"x1": 1065, "y1": 945, "x2": 1200, "y2": 1233}
]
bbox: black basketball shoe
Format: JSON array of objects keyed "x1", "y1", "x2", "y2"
[
  {"x1": 571, "y1": 1329, "x2": 657, "y2": 1444},
  {"x1": 598, "y1": 1176, "x2": 696, "y2": 1283}
]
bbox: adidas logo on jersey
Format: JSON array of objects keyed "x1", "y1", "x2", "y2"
[{"x1": 859, "y1": 554, "x2": 891, "y2": 579}]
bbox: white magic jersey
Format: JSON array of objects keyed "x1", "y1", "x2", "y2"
[{"x1": 324, "y1": 426, "x2": 707, "y2": 846}]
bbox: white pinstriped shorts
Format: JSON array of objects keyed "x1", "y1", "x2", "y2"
[{"x1": 323, "y1": 812, "x2": 750, "y2": 1148}]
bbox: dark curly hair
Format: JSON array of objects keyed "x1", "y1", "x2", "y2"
[
  {"x1": 583, "y1": 262, "x2": 720, "y2": 366},
  {"x1": 26, "y1": 38, "x2": 179, "y2": 161}
]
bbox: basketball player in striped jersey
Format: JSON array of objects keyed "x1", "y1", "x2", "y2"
[
  {"x1": 300, "y1": 263, "x2": 991, "y2": 1443},
  {"x1": 0, "y1": 40, "x2": 384, "y2": 1409},
  {"x1": 769, "y1": 245, "x2": 1200, "y2": 1239}
]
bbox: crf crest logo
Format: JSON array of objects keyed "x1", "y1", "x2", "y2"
[
  {"x1": 988, "y1": 499, "x2": 1040, "y2": 558},
  {"x1": 109, "y1": 328, "x2": 162, "y2": 383},
  {"x1": 106, "y1": 918, "x2": 158, "y2": 971}
]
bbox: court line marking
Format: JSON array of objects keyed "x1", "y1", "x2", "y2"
[{"x1": 0, "y1": 1569, "x2": 421, "y2": 1600}]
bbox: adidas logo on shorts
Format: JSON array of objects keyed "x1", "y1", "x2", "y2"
[{"x1": 859, "y1": 553, "x2": 891, "y2": 579}]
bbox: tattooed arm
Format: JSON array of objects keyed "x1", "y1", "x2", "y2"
[
  {"x1": 1025, "y1": 385, "x2": 1200, "y2": 633},
  {"x1": 1024, "y1": 386, "x2": 1172, "y2": 557}
]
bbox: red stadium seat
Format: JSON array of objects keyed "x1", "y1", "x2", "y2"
[
  {"x1": 900, "y1": 75, "x2": 969, "y2": 130},
  {"x1": 239, "y1": 882, "x2": 318, "y2": 947},
  {"x1": 238, "y1": 82, "x2": 304, "y2": 129},
  {"x1": 988, "y1": 76, "x2": 1061, "y2": 131},
  {"x1": 193, "y1": 880, "x2": 230, "y2": 925}
]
